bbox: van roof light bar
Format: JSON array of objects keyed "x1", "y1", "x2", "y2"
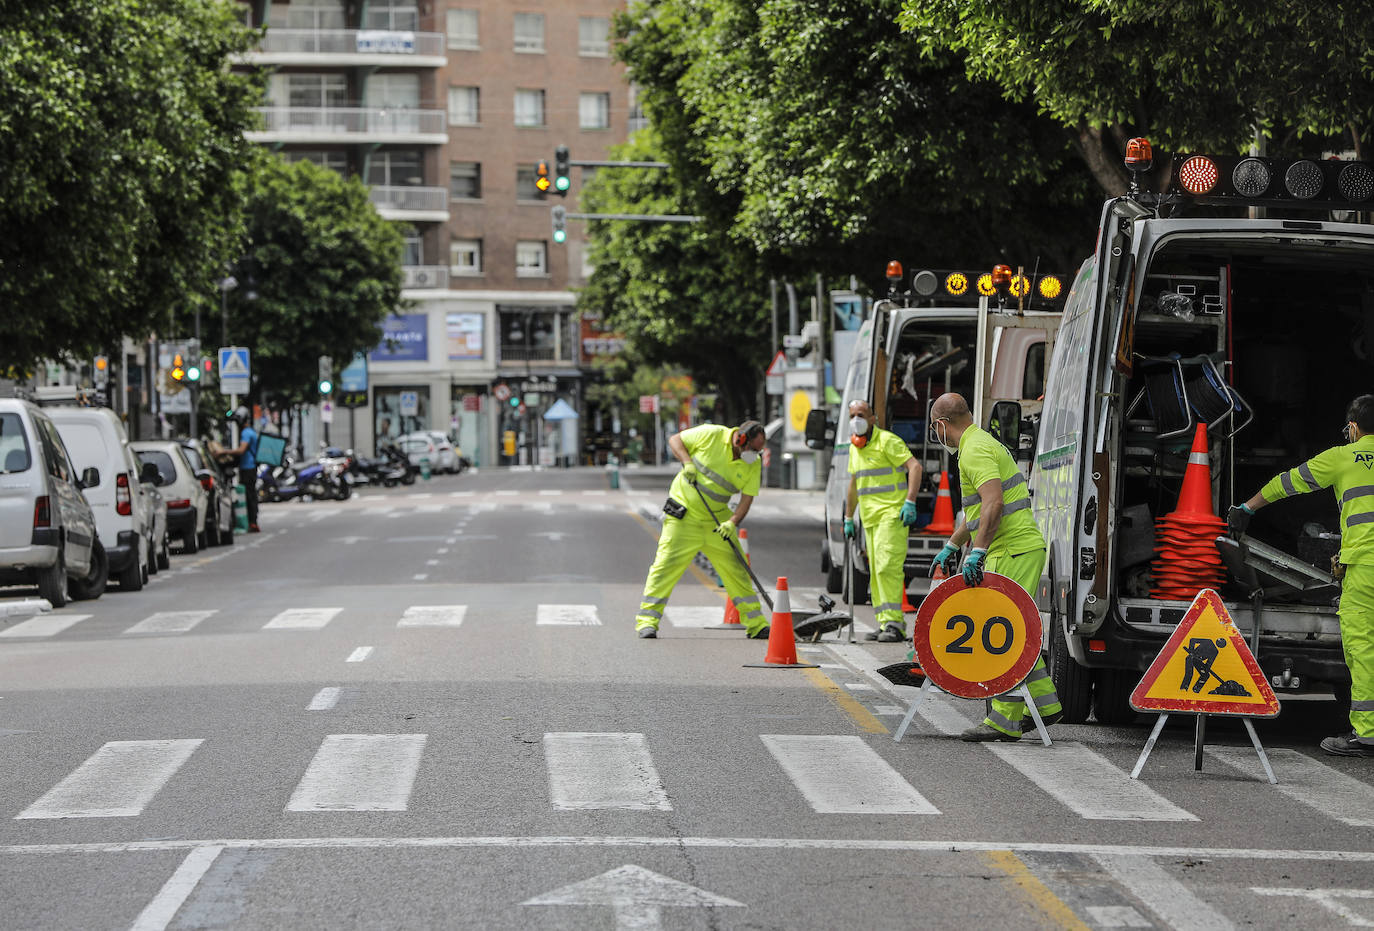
[{"x1": 1170, "y1": 153, "x2": 1374, "y2": 210}]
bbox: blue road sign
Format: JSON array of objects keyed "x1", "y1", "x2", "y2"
[
  {"x1": 340, "y1": 352, "x2": 368, "y2": 393},
  {"x1": 218, "y1": 346, "x2": 250, "y2": 393}
]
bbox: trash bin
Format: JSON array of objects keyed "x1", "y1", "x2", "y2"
[
  {"x1": 605, "y1": 455, "x2": 620, "y2": 490},
  {"x1": 420, "y1": 456, "x2": 432, "y2": 481},
  {"x1": 233, "y1": 484, "x2": 249, "y2": 533}
]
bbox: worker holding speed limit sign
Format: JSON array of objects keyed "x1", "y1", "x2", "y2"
[{"x1": 927, "y1": 393, "x2": 1063, "y2": 741}]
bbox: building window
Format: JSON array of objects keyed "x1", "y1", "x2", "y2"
[
  {"x1": 285, "y1": 150, "x2": 349, "y2": 176},
  {"x1": 364, "y1": 73, "x2": 419, "y2": 109},
  {"x1": 628, "y1": 84, "x2": 650, "y2": 133},
  {"x1": 273, "y1": 73, "x2": 348, "y2": 108},
  {"x1": 447, "y1": 9, "x2": 479, "y2": 49},
  {"x1": 513, "y1": 13, "x2": 544, "y2": 53},
  {"x1": 514, "y1": 89, "x2": 545, "y2": 127},
  {"x1": 579, "y1": 92, "x2": 610, "y2": 130},
  {"x1": 284, "y1": 0, "x2": 345, "y2": 30},
  {"x1": 450, "y1": 239, "x2": 482, "y2": 276},
  {"x1": 516, "y1": 241, "x2": 548, "y2": 277},
  {"x1": 578, "y1": 17, "x2": 609, "y2": 56},
  {"x1": 450, "y1": 161, "x2": 481, "y2": 200},
  {"x1": 366, "y1": 149, "x2": 423, "y2": 187},
  {"x1": 515, "y1": 164, "x2": 544, "y2": 201},
  {"x1": 401, "y1": 233, "x2": 422, "y2": 266},
  {"x1": 363, "y1": 0, "x2": 418, "y2": 31},
  {"x1": 448, "y1": 86, "x2": 479, "y2": 126}
]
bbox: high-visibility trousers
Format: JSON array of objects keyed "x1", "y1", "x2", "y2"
[
  {"x1": 864, "y1": 515, "x2": 909, "y2": 633},
  {"x1": 1341, "y1": 565, "x2": 1374, "y2": 743},
  {"x1": 982, "y1": 547, "x2": 1062, "y2": 737},
  {"x1": 635, "y1": 514, "x2": 768, "y2": 636}
]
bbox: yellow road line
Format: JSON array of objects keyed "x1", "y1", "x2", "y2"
[
  {"x1": 802, "y1": 667, "x2": 888, "y2": 734},
  {"x1": 980, "y1": 850, "x2": 1090, "y2": 929},
  {"x1": 628, "y1": 511, "x2": 722, "y2": 594}
]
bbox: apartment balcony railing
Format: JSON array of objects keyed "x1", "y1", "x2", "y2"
[
  {"x1": 371, "y1": 185, "x2": 449, "y2": 222},
  {"x1": 247, "y1": 106, "x2": 447, "y2": 144},
  {"x1": 500, "y1": 345, "x2": 560, "y2": 363},
  {"x1": 401, "y1": 265, "x2": 449, "y2": 290},
  {"x1": 244, "y1": 29, "x2": 446, "y2": 66}
]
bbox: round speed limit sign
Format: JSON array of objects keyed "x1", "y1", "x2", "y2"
[{"x1": 913, "y1": 572, "x2": 1043, "y2": 699}]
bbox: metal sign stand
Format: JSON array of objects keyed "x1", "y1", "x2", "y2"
[
  {"x1": 1130, "y1": 712, "x2": 1277, "y2": 784},
  {"x1": 893, "y1": 677, "x2": 1051, "y2": 747}
]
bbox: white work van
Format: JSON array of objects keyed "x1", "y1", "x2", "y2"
[
  {"x1": 806, "y1": 268, "x2": 1067, "y2": 599},
  {"x1": 1025, "y1": 144, "x2": 1370, "y2": 724}
]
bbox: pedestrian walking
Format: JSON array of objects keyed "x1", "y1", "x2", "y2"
[
  {"x1": 928, "y1": 392, "x2": 1063, "y2": 741},
  {"x1": 226, "y1": 406, "x2": 260, "y2": 533},
  {"x1": 844, "y1": 400, "x2": 923, "y2": 642},
  {"x1": 1228, "y1": 394, "x2": 1374, "y2": 756},
  {"x1": 634, "y1": 421, "x2": 769, "y2": 639}
]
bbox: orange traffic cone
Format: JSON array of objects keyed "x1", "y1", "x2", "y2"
[
  {"x1": 901, "y1": 587, "x2": 917, "y2": 612},
  {"x1": 921, "y1": 471, "x2": 955, "y2": 535},
  {"x1": 712, "y1": 528, "x2": 747, "y2": 629},
  {"x1": 1149, "y1": 423, "x2": 1227, "y2": 601},
  {"x1": 744, "y1": 577, "x2": 818, "y2": 669}
]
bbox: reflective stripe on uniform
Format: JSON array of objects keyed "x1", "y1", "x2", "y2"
[
  {"x1": 1352, "y1": 699, "x2": 1374, "y2": 712},
  {"x1": 986, "y1": 710, "x2": 1020, "y2": 735},
  {"x1": 1350, "y1": 512, "x2": 1374, "y2": 527},
  {"x1": 1299, "y1": 462, "x2": 1323, "y2": 489},
  {"x1": 692, "y1": 456, "x2": 740, "y2": 495},
  {"x1": 1341, "y1": 485, "x2": 1374, "y2": 506},
  {"x1": 854, "y1": 466, "x2": 898, "y2": 478},
  {"x1": 873, "y1": 602, "x2": 902, "y2": 615},
  {"x1": 858, "y1": 483, "x2": 905, "y2": 496},
  {"x1": 962, "y1": 473, "x2": 1026, "y2": 507},
  {"x1": 966, "y1": 497, "x2": 1032, "y2": 531},
  {"x1": 1281, "y1": 471, "x2": 1297, "y2": 496},
  {"x1": 637, "y1": 605, "x2": 664, "y2": 619},
  {"x1": 695, "y1": 482, "x2": 732, "y2": 504}
]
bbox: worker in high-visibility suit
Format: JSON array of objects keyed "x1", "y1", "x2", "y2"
[
  {"x1": 1230, "y1": 394, "x2": 1374, "y2": 757},
  {"x1": 634, "y1": 421, "x2": 770, "y2": 640},
  {"x1": 929, "y1": 392, "x2": 1064, "y2": 741},
  {"x1": 844, "y1": 400, "x2": 923, "y2": 642}
]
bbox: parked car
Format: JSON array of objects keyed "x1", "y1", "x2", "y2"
[
  {"x1": 140, "y1": 473, "x2": 169, "y2": 573},
  {"x1": 0, "y1": 398, "x2": 103, "y2": 607},
  {"x1": 178, "y1": 437, "x2": 234, "y2": 546},
  {"x1": 131, "y1": 441, "x2": 208, "y2": 554},
  {"x1": 47, "y1": 405, "x2": 152, "y2": 591},
  {"x1": 398, "y1": 431, "x2": 460, "y2": 473}
]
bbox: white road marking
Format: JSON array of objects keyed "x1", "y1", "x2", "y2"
[
  {"x1": 346, "y1": 647, "x2": 373, "y2": 662},
  {"x1": 1208, "y1": 747, "x2": 1374, "y2": 827},
  {"x1": 844, "y1": 683, "x2": 876, "y2": 692},
  {"x1": 1252, "y1": 887, "x2": 1374, "y2": 926},
  {"x1": 418, "y1": 505, "x2": 444, "y2": 513},
  {"x1": 425, "y1": 559, "x2": 439, "y2": 566},
  {"x1": 123, "y1": 611, "x2": 218, "y2": 635},
  {"x1": 873, "y1": 705, "x2": 906, "y2": 715},
  {"x1": 495, "y1": 490, "x2": 518, "y2": 497},
  {"x1": 407, "y1": 493, "x2": 433, "y2": 499},
  {"x1": 398, "y1": 605, "x2": 466, "y2": 628},
  {"x1": 263, "y1": 608, "x2": 341, "y2": 631},
  {"x1": 413, "y1": 574, "x2": 428, "y2": 581},
  {"x1": 585, "y1": 490, "x2": 607, "y2": 496},
  {"x1": 0, "y1": 613, "x2": 91, "y2": 638},
  {"x1": 1085, "y1": 905, "x2": 1152, "y2": 928},
  {"x1": 308, "y1": 688, "x2": 342, "y2": 711},
  {"x1": 760, "y1": 735, "x2": 938, "y2": 815},
  {"x1": 1093, "y1": 853, "x2": 1233, "y2": 930},
  {"x1": 664, "y1": 606, "x2": 724, "y2": 628},
  {"x1": 539, "y1": 489, "x2": 561, "y2": 496},
  {"x1": 436, "y1": 548, "x2": 449, "y2": 554},
  {"x1": 448, "y1": 491, "x2": 473, "y2": 497},
  {"x1": 17, "y1": 739, "x2": 202, "y2": 819},
  {"x1": 544, "y1": 733, "x2": 671, "y2": 811},
  {"x1": 445, "y1": 538, "x2": 457, "y2": 544},
  {"x1": 537, "y1": 604, "x2": 601, "y2": 626},
  {"x1": 988, "y1": 743, "x2": 1197, "y2": 821},
  {"x1": 286, "y1": 734, "x2": 426, "y2": 812},
  {"x1": 129, "y1": 845, "x2": 223, "y2": 931}
]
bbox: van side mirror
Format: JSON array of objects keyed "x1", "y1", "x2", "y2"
[
  {"x1": 140, "y1": 462, "x2": 160, "y2": 484},
  {"x1": 803, "y1": 410, "x2": 833, "y2": 450},
  {"x1": 989, "y1": 401, "x2": 1022, "y2": 452},
  {"x1": 79, "y1": 466, "x2": 100, "y2": 489}
]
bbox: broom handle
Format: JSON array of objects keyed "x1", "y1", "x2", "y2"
[{"x1": 687, "y1": 479, "x2": 774, "y2": 613}]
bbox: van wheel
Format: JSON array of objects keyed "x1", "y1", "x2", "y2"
[
  {"x1": 1092, "y1": 668, "x2": 1138, "y2": 726},
  {"x1": 117, "y1": 546, "x2": 144, "y2": 592},
  {"x1": 156, "y1": 535, "x2": 171, "y2": 570},
  {"x1": 37, "y1": 554, "x2": 67, "y2": 608},
  {"x1": 182, "y1": 523, "x2": 199, "y2": 554},
  {"x1": 69, "y1": 538, "x2": 108, "y2": 601},
  {"x1": 207, "y1": 513, "x2": 221, "y2": 547},
  {"x1": 1049, "y1": 608, "x2": 1093, "y2": 723}
]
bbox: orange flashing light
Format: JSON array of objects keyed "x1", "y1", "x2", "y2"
[
  {"x1": 1038, "y1": 275, "x2": 1063, "y2": 300},
  {"x1": 945, "y1": 273, "x2": 968, "y2": 296},
  {"x1": 991, "y1": 264, "x2": 1012, "y2": 287},
  {"x1": 975, "y1": 273, "x2": 996, "y2": 297},
  {"x1": 1125, "y1": 137, "x2": 1153, "y2": 172},
  {"x1": 1009, "y1": 275, "x2": 1031, "y2": 298},
  {"x1": 885, "y1": 260, "x2": 903, "y2": 282}
]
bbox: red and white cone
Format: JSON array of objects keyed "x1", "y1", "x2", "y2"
[{"x1": 744, "y1": 577, "x2": 818, "y2": 669}]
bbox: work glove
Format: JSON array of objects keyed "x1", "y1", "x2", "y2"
[
  {"x1": 1227, "y1": 503, "x2": 1254, "y2": 537},
  {"x1": 843, "y1": 517, "x2": 856, "y2": 540},
  {"x1": 714, "y1": 518, "x2": 737, "y2": 541},
  {"x1": 931, "y1": 541, "x2": 960, "y2": 577},
  {"x1": 899, "y1": 501, "x2": 919, "y2": 526},
  {"x1": 961, "y1": 548, "x2": 988, "y2": 587},
  {"x1": 680, "y1": 461, "x2": 699, "y2": 484}
]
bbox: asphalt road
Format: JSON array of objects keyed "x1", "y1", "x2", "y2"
[{"x1": 1, "y1": 465, "x2": 1372, "y2": 930}]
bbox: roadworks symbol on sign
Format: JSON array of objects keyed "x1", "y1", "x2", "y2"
[{"x1": 1129, "y1": 588, "x2": 1280, "y2": 717}]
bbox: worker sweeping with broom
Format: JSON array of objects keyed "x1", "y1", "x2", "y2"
[{"x1": 634, "y1": 421, "x2": 771, "y2": 640}]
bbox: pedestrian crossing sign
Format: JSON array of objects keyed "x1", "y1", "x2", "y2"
[{"x1": 1129, "y1": 589, "x2": 1281, "y2": 717}]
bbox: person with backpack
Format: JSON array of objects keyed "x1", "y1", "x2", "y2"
[{"x1": 227, "y1": 406, "x2": 260, "y2": 532}]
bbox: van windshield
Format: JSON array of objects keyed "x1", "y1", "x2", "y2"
[{"x1": 0, "y1": 413, "x2": 31, "y2": 474}]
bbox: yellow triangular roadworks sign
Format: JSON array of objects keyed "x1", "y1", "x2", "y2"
[{"x1": 1129, "y1": 589, "x2": 1280, "y2": 717}]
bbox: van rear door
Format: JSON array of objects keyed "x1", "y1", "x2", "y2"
[{"x1": 0, "y1": 412, "x2": 37, "y2": 551}]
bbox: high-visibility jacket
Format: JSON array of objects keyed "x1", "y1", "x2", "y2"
[
  {"x1": 668, "y1": 424, "x2": 761, "y2": 522},
  {"x1": 1261, "y1": 434, "x2": 1374, "y2": 566},
  {"x1": 847, "y1": 427, "x2": 912, "y2": 522},
  {"x1": 957, "y1": 424, "x2": 1043, "y2": 557}
]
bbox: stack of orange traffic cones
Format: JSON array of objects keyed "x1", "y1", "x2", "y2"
[
  {"x1": 744, "y1": 577, "x2": 818, "y2": 669},
  {"x1": 921, "y1": 471, "x2": 955, "y2": 535},
  {"x1": 714, "y1": 528, "x2": 748, "y2": 629},
  {"x1": 1150, "y1": 423, "x2": 1228, "y2": 600}
]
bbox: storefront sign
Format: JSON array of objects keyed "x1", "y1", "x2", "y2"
[
  {"x1": 446, "y1": 313, "x2": 483, "y2": 361},
  {"x1": 370, "y1": 313, "x2": 428, "y2": 362}
]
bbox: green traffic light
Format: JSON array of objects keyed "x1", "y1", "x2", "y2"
[
  {"x1": 319, "y1": 379, "x2": 333, "y2": 395},
  {"x1": 553, "y1": 230, "x2": 566, "y2": 244},
  {"x1": 185, "y1": 365, "x2": 201, "y2": 383},
  {"x1": 509, "y1": 396, "x2": 520, "y2": 408},
  {"x1": 555, "y1": 176, "x2": 570, "y2": 191}
]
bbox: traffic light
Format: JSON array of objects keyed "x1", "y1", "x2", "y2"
[
  {"x1": 553, "y1": 145, "x2": 570, "y2": 194},
  {"x1": 509, "y1": 395, "x2": 521, "y2": 408},
  {"x1": 535, "y1": 160, "x2": 551, "y2": 196},
  {"x1": 185, "y1": 359, "x2": 201, "y2": 383},
  {"x1": 319, "y1": 378, "x2": 333, "y2": 396},
  {"x1": 171, "y1": 353, "x2": 186, "y2": 383},
  {"x1": 93, "y1": 355, "x2": 108, "y2": 389},
  {"x1": 551, "y1": 205, "x2": 567, "y2": 244},
  {"x1": 317, "y1": 355, "x2": 333, "y2": 396}
]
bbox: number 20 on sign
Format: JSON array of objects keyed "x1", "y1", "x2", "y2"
[{"x1": 913, "y1": 573, "x2": 1043, "y2": 700}]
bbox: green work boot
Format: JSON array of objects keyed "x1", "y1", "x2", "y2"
[
  {"x1": 637, "y1": 626, "x2": 658, "y2": 639},
  {"x1": 960, "y1": 722, "x2": 1020, "y2": 742}
]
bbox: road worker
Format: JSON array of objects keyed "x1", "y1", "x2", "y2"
[
  {"x1": 844, "y1": 400, "x2": 923, "y2": 642},
  {"x1": 929, "y1": 392, "x2": 1064, "y2": 740},
  {"x1": 1229, "y1": 394, "x2": 1374, "y2": 757},
  {"x1": 634, "y1": 420, "x2": 770, "y2": 640}
]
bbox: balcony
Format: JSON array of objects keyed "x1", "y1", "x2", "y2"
[
  {"x1": 371, "y1": 185, "x2": 449, "y2": 222},
  {"x1": 402, "y1": 265, "x2": 449, "y2": 290},
  {"x1": 247, "y1": 106, "x2": 447, "y2": 145},
  {"x1": 242, "y1": 29, "x2": 447, "y2": 67}
]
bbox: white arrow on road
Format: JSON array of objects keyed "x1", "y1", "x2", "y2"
[
  {"x1": 523, "y1": 864, "x2": 743, "y2": 929},
  {"x1": 531, "y1": 531, "x2": 569, "y2": 543}
]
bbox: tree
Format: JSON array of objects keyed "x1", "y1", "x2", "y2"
[
  {"x1": 0, "y1": 0, "x2": 262, "y2": 372},
  {"x1": 898, "y1": 1, "x2": 1374, "y2": 195},
  {"x1": 226, "y1": 156, "x2": 404, "y2": 403}
]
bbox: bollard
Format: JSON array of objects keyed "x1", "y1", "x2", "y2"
[
  {"x1": 605, "y1": 454, "x2": 620, "y2": 490},
  {"x1": 233, "y1": 484, "x2": 249, "y2": 533},
  {"x1": 420, "y1": 456, "x2": 432, "y2": 481}
]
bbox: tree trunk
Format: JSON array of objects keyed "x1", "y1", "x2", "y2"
[{"x1": 1072, "y1": 124, "x2": 1130, "y2": 198}]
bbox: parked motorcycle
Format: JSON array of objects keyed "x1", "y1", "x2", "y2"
[
  {"x1": 257, "y1": 457, "x2": 329, "y2": 502},
  {"x1": 369, "y1": 441, "x2": 417, "y2": 487}
]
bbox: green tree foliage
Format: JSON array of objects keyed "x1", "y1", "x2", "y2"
[
  {"x1": 0, "y1": 0, "x2": 262, "y2": 371},
  {"x1": 227, "y1": 156, "x2": 404, "y2": 402},
  {"x1": 899, "y1": 1, "x2": 1374, "y2": 195}
]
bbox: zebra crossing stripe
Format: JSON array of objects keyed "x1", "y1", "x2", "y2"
[
  {"x1": 308, "y1": 688, "x2": 342, "y2": 711},
  {"x1": 544, "y1": 733, "x2": 671, "y2": 811},
  {"x1": 1093, "y1": 853, "x2": 1234, "y2": 931},
  {"x1": 17, "y1": 739, "x2": 202, "y2": 819},
  {"x1": 0, "y1": 613, "x2": 91, "y2": 638},
  {"x1": 761, "y1": 735, "x2": 939, "y2": 815},
  {"x1": 664, "y1": 606, "x2": 722, "y2": 628},
  {"x1": 398, "y1": 605, "x2": 467, "y2": 628},
  {"x1": 263, "y1": 608, "x2": 342, "y2": 630},
  {"x1": 286, "y1": 734, "x2": 426, "y2": 812},
  {"x1": 987, "y1": 744, "x2": 1197, "y2": 821},
  {"x1": 124, "y1": 611, "x2": 217, "y2": 635},
  {"x1": 1207, "y1": 747, "x2": 1374, "y2": 827},
  {"x1": 537, "y1": 605, "x2": 601, "y2": 626}
]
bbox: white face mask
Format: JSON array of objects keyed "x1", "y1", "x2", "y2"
[
  {"x1": 934, "y1": 419, "x2": 957, "y2": 455},
  {"x1": 739, "y1": 449, "x2": 759, "y2": 464},
  {"x1": 849, "y1": 416, "x2": 869, "y2": 435}
]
